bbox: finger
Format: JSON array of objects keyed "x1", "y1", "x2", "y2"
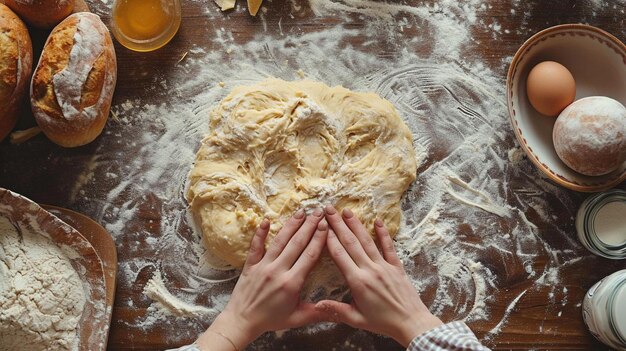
[
  {"x1": 325, "y1": 204, "x2": 369, "y2": 265},
  {"x1": 375, "y1": 218, "x2": 402, "y2": 267},
  {"x1": 285, "y1": 303, "x2": 324, "y2": 327},
  {"x1": 277, "y1": 209, "x2": 324, "y2": 267},
  {"x1": 342, "y1": 208, "x2": 382, "y2": 262},
  {"x1": 291, "y1": 219, "x2": 328, "y2": 276},
  {"x1": 315, "y1": 300, "x2": 366, "y2": 328},
  {"x1": 264, "y1": 209, "x2": 306, "y2": 262},
  {"x1": 326, "y1": 228, "x2": 359, "y2": 279},
  {"x1": 243, "y1": 218, "x2": 270, "y2": 271}
]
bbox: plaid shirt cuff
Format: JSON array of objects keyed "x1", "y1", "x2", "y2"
[
  {"x1": 408, "y1": 321, "x2": 491, "y2": 351},
  {"x1": 167, "y1": 344, "x2": 201, "y2": 351}
]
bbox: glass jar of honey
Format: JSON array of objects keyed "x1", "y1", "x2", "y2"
[{"x1": 110, "y1": 0, "x2": 181, "y2": 52}]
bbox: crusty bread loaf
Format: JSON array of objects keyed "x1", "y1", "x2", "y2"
[
  {"x1": 31, "y1": 12, "x2": 117, "y2": 148},
  {"x1": 4, "y1": 0, "x2": 74, "y2": 29},
  {"x1": 0, "y1": 4, "x2": 32, "y2": 142}
]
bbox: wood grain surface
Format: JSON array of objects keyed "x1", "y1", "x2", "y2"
[{"x1": 1, "y1": 0, "x2": 625, "y2": 350}]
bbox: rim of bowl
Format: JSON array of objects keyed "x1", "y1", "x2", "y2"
[{"x1": 506, "y1": 23, "x2": 626, "y2": 193}]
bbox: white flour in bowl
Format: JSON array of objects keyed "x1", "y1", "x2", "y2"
[{"x1": 0, "y1": 216, "x2": 86, "y2": 351}]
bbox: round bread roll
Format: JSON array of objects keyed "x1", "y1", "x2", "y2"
[
  {"x1": 0, "y1": 4, "x2": 32, "y2": 142},
  {"x1": 553, "y1": 96, "x2": 626, "y2": 176},
  {"x1": 31, "y1": 12, "x2": 117, "y2": 148},
  {"x1": 4, "y1": 0, "x2": 74, "y2": 29}
]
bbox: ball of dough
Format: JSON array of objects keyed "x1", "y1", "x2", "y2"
[
  {"x1": 187, "y1": 79, "x2": 417, "y2": 268},
  {"x1": 553, "y1": 96, "x2": 626, "y2": 176}
]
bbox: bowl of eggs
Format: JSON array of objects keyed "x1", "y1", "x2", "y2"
[{"x1": 507, "y1": 24, "x2": 626, "y2": 192}]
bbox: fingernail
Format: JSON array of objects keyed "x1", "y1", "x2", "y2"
[
  {"x1": 375, "y1": 218, "x2": 383, "y2": 227},
  {"x1": 315, "y1": 303, "x2": 327, "y2": 312},
  {"x1": 294, "y1": 209, "x2": 305, "y2": 219},
  {"x1": 325, "y1": 204, "x2": 336, "y2": 215},
  {"x1": 316, "y1": 303, "x2": 331, "y2": 313},
  {"x1": 312, "y1": 208, "x2": 323, "y2": 217},
  {"x1": 342, "y1": 208, "x2": 353, "y2": 218},
  {"x1": 260, "y1": 218, "x2": 270, "y2": 229},
  {"x1": 317, "y1": 220, "x2": 328, "y2": 231}
]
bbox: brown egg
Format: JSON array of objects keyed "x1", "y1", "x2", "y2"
[{"x1": 526, "y1": 61, "x2": 576, "y2": 117}]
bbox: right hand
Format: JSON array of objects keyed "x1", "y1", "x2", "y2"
[{"x1": 315, "y1": 205, "x2": 443, "y2": 347}]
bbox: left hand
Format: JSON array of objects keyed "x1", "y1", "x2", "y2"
[{"x1": 197, "y1": 208, "x2": 328, "y2": 350}]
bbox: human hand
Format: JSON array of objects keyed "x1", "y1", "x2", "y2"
[
  {"x1": 315, "y1": 205, "x2": 443, "y2": 347},
  {"x1": 197, "y1": 209, "x2": 329, "y2": 351}
]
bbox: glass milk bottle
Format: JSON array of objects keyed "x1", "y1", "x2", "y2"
[{"x1": 583, "y1": 269, "x2": 626, "y2": 350}]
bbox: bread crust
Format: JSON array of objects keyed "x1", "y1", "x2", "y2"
[
  {"x1": 4, "y1": 0, "x2": 74, "y2": 29},
  {"x1": 0, "y1": 4, "x2": 32, "y2": 141},
  {"x1": 31, "y1": 12, "x2": 117, "y2": 148}
]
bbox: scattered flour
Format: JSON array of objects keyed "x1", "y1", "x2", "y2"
[
  {"x1": 66, "y1": 0, "x2": 602, "y2": 348},
  {"x1": 486, "y1": 289, "x2": 527, "y2": 336},
  {"x1": 508, "y1": 147, "x2": 525, "y2": 164},
  {"x1": 143, "y1": 270, "x2": 218, "y2": 318},
  {"x1": 588, "y1": 0, "x2": 626, "y2": 11}
]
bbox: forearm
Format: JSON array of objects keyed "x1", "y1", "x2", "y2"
[
  {"x1": 195, "y1": 313, "x2": 256, "y2": 351},
  {"x1": 394, "y1": 313, "x2": 443, "y2": 347},
  {"x1": 195, "y1": 330, "x2": 239, "y2": 351}
]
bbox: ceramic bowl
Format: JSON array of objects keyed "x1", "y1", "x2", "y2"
[{"x1": 507, "y1": 24, "x2": 626, "y2": 192}]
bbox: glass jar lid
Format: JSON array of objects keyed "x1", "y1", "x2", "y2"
[{"x1": 577, "y1": 189, "x2": 626, "y2": 259}]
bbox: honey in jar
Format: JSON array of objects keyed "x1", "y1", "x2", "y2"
[{"x1": 111, "y1": 0, "x2": 181, "y2": 52}]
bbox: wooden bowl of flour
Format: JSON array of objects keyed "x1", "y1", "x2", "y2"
[
  {"x1": 44, "y1": 205, "x2": 118, "y2": 344},
  {"x1": 0, "y1": 188, "x2": 113, "y2": 350},
  {"x1": 507, "y1": 24, "x2": 626, "y2": 192}
]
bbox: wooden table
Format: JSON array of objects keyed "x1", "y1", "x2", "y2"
[{"x1": 1, "y1": 0, "x2": 625, "y2": 350}]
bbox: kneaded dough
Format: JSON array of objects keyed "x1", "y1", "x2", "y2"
[{"x1": 187, "y1": 79, "x2": 416, "y2": 268}]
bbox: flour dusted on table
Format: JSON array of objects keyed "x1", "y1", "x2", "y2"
[
  {"x1": 144, "y1": 270, "x2": 218, "y2": 317},
  {"x1": 66, "y1": 0, "x2": 588, "y2": 347},
  {"x1": 0, "y1": 216, "x2": 86, "y2": 351}
]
